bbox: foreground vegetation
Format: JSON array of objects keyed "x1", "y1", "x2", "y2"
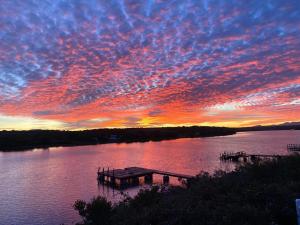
[
  {"x1": 74, "y1": 155, "x2": 300, "y2": 225},
  {"x1": 0, "y1": 126, "x2": 235, "y2": 151},
  {"x1": 237, "y1": 123, "x2": 300, "y2": 131}
]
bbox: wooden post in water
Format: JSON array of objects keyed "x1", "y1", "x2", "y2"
[
  {"x1": 111, "y1": 169, "x2": 116, "y2": 186},
  {"x1": 120, "y1": 178, "x2": 126, "y2": 188},
  {"x1": 132, "y1": 176, "x2": 139, "y2": 185},
  {"x1": 107, "y1": 167, "x2": 109, "y2": 183},
  {"x1": 163, "y1": 175, "x2": 170, "y2": 184},
  {"x1": 144, "y1": 174, "x2": 153, "y2": 183},
  {"x1": 98, "y1": 167, "x2": 105, "y2": 182}
]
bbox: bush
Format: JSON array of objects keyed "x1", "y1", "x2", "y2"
[{"x1": 74, "y1": 196, "x2": 112, "y2": 225}]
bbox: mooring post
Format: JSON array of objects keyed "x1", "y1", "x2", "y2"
[
  {"x1": 107, "y1": 167, "x2": 110, "y2": 182},
  {"x1": 97, "y1": 167, "x2": 100, "y2": 178},
  {"x1": 111, "y1": 169, "x2": 115, "y2": 185},
  {"x1": 120, "y1": 178, "x2": 126, "y2": 188},
  {"x1": 132, "y1": 177, "x2": 139, "y2": 185},
  {"x1": 97, "y1": 167, "x2": 104, "y2": 182},
  {"x1": 163, "y1": 175, "x2": 170, "y2": 184},
  {"x1": 144, "y1": 174, "x2": 153, "y2": 183}
]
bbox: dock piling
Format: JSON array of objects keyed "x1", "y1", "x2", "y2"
[
  {"x1": 144, "y1": 174, "x2": 153, "y2": 183},
  {"x1": 163, "y1": 175, "x2": 170, "y2": 184}
]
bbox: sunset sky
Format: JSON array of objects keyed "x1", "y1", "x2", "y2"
[{"x1": 0, "y1": 0, "x2": 300, "y2": 130}]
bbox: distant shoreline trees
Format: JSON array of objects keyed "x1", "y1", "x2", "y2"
[
  {"x1": 0, "y1": 126, "x2": 236, "y2": 152},
  {"x1": 1, "y1": 124, "x2": 299, "y2": 152}
]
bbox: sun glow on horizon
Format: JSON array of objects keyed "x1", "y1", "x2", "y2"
[{"x1": 0, "y1": 114, "x2": 66, "y2": 130}]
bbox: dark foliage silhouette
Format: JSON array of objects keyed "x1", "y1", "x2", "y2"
[
  {"x1": 74, "y1": 155, "x2": 300, "y2": 225},
  {"x1": 0, "y1": 126, "x2": 235, "y2": 151}
]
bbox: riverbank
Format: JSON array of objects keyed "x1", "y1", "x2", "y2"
[
  {"x1": 0, "y1": 126, "x2": 235, "y2": 152},
  {"x1": 74, "y1": 154, "x2": 300, "y2": 225},
  {"x1": 1, "y1": 123, "x2": 300, "y2": 152}
]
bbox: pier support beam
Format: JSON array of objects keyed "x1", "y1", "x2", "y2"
[
  {"x1": 98, "y1": 174, "x2": 105, "y2": 182},
  {"x1": 120, "y1": 178, "x2": 127, "y2": 188},
  {"x1": 163, "y1": 175, "x2": 169, "y2": 184},
  {"x1": 110, "y1": 177, "x2": 116, "y2": 186},
  {"x1": 97, "y1": 167, "x2": 105, "y2": 182},
  {"x1": 144, "y1": 174, "x2": 153, "y2": 183},
  {"x1": 131, "y1": 177, "x2": 139, "y2": 185}
]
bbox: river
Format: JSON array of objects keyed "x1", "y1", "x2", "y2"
[{"x1": 0, "y1": 130, "x2": 299, "y2": 225}]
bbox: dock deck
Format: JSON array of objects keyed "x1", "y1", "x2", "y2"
[
  {"x1": 97, "y1": 167, "x2": 194, "y2": 189},
  {"x1": 220, "y1": 151, "x2": 283, "y2": 162},
  {"x1": 99, "y1": 167, "x2": 153, "y2": 179}
]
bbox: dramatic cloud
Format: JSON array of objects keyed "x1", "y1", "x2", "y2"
[{"x1": 0, "y1": 0, "x2": 300, "y2": 129}]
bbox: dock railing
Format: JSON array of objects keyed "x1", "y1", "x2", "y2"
[
  {"x1": 220, "y1": 151, "x2": 283, "y2": 162},
  {"x1": 287, "y1": 144, "x2": 300, "y2": 151}
]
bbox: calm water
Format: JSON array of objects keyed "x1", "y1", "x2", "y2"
[{"x1": 0, "y1": 130, "x2": 299, "y2": 225}]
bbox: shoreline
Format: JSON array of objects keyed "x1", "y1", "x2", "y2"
[
  {"x1": 1, "y1": 125, "x2": 299, "y2": 152},
  {"x1": 0, "y1": 134, "x2": 234, "y2": 152},
  {"x1": 0, "y1": 126, "x2": 236, "y2": 152}
]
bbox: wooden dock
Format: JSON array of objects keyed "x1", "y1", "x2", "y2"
[
  {"x1": 151, "y1": 169, "x2": 193, "y2": 180},
  {"x1": 287, "y1": 144, "x2": 300, "y2": 151},
  {"x1": 220, "y1": 151, "x2": 283, "y2": 162},
  {"x1": 97, "y1": 167, "x2": 194, "y2": 189}
]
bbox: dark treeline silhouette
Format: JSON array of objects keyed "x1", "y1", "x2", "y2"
[
  {"x1": 74, "y1": 155, "x2": 300, "y2": 225},
  {"x1": 237, "y1": 124, "x2": 300, "y2": 132},
  {"x1": 0, "y1": 126, "x2": 236, "y2": 152}
]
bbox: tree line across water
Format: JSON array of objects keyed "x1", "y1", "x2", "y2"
[
  {"x1": 0, "y1": 123, "x2": 299, "y2": 152},
  {"x1": 0, "y1": 126, "x2": 235, "y2": 151}
]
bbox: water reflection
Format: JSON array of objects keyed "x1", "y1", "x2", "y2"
[{"x1": 0, "y1": 130, "x2": 299, "y2": 225}]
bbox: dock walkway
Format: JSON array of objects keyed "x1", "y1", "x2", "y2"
[
  {"x1": 220, "y1": 151, "x2": 283, "y2": 162},
  {"x1": 152, "y1": 169, "x2": 194, "y2": 179}
]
